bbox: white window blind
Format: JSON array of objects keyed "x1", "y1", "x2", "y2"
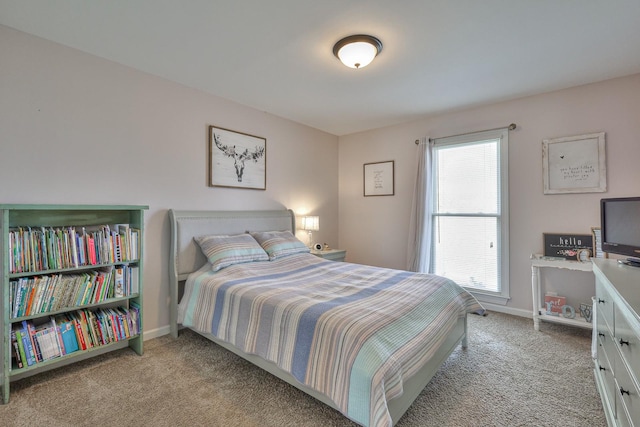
[{"x1": 431, "y1": 129, "x2": 509, "y2": 303}]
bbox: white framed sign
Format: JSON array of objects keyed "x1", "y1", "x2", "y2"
[{"x1": 542, "y1": 132, "x2": 606, "y2": 194}]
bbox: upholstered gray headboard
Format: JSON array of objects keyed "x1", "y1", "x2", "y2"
[{"x1": 168, "y1": 209, "x2": 295, "y2": 337}]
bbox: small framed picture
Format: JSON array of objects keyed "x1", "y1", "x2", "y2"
[{"x1": 364, "y1": 160, "x2": 394, "y2": 196}]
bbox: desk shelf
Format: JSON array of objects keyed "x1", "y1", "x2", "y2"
[{"x1": 530, "y1": 255, "x2": 594, "y2": 331}]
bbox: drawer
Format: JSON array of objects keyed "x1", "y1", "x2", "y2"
[
  {"x1": 597, "y1": 305, "x2": 611, "y2": 338},
  {"x1": 615, "y1": 369, "x2": 640, "y2": 427},
  {"x1": 618, "y1": 398, "x2": 633, "y2": 427},
  {"x1": 596, "y1": 280, "x2": 615, "y2": 333},
  {"x1": 613, "y1": 348, "x2": 640, "y2": 426},
  {"x1": 615, "y1": 303, "x2": 640, "y2": 379},
  {"x1": 596, "y1": 338, "x2": 617, "y2": 413},
  {"x1": 601, "y1": 333, "x2": 619, "y2": 377}
]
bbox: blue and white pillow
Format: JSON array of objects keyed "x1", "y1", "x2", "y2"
[
  {"x1": 194, "y1": 233, "x2": 268, "y2": 271},
  {"x1": 249, "y1": 230, "x2": 310, "y2": 260}
]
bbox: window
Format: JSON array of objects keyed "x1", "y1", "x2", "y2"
[{"x1": 431, "y1": 129, "x2": 509, "y2": 304}]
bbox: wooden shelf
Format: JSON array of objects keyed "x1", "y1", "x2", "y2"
[{"x1": 535, "y1": 310, "x2": 593, "y2": 330}]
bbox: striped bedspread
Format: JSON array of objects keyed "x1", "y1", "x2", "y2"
[{"x1": 178, "y1": 254, "x2": 483, "y2": 427}]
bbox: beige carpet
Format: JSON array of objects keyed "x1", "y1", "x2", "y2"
[{"x1": 0, "y1": 312, "x2": 606, "y2": 427}]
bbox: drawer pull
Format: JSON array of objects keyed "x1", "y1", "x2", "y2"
[
  {"x1": 598, "y1": 298, "x2": 606, "y2": 304},
  {"x1": 598, "y1": 332, "x2": 606, "y2": 338},
  {"x1": 619, "y1": 338, "x2": 630, "y2": 346},
  {"x1": 620, "y1": 387, "x2": 630, "y2": 396},
  {"x1": 599, "y1": 365, "x2": 607, "y2": 371}
]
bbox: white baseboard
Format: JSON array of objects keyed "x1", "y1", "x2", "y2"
[
  {"x1": 143, "y1": 325, "x2": 171, "y2": 341},
  {"x1": 481, "y1": 303, "x2": 532, "y2": 319}
]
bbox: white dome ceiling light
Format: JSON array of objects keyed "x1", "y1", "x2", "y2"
[{"x1": 332, "y1": 34, "x2": 383, "y2": 69}]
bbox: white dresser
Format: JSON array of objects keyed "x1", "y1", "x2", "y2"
[{"x1": 593, "y1": 258, "x2": 640, "y2": 426}]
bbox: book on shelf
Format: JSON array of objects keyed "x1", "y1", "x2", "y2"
[
  {"x1": 10, "y1": 329, "x2": 24, "y2": 369},
  {"x1": 114, "y1": 265, "x2": 125, "y2": 298},
  {"x1": 85, "y1": 232, "x2": 96, "y2": 265},
  {"x1": 129, "y1": 266, "x2": 139, "y2": 294},
  {"x1": 75, "y1": 311, "x2": 93, "y2": 350},
  {"x1": 10, "y1": 305, "x2": 139, "y2": 370},
  {"x1": 9, "y1": 223, "x2": 140, "y2": 274},
  {"x1": 49, "y1": 317, "x2": 66, "y2": 356},
  {"x1": 14, "y1": 329, "x2": 27, "y2": 367},
  {"x1": 24, "y1": 321, "x2": 41, "y2": 363},
  {"x1": 33, "y1": 324, "x2": 62, "y2": 361},
  {"x1": 129, "y1": 301, "x2": 141, "y2": 335},
  {"x1": 10, "y1": 267, "x2": 120, "y2": 318},
  {"x1": 20, "y1": 320, "x2": 37, "y2": 366},
  {"x1": 18, "y1": 322, "x2": 36, "y2": 366},
  {"x1": 10, "y1": 317, "x2": 81, "y2": 368},
  {"x1": 115, "y1": 224, "x2": 130, "y2": 261},
  {"x1": 55, "y1": 315, "x2": 79, "y2": 354}
]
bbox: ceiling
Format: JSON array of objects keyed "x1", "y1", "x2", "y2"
[{"x1": 2, "y1": 1, "x2": 640, "y2": 136}]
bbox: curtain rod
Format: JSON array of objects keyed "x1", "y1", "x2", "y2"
[{"x1": 414, "y1": 123, "x2": 517, "y2": 145}]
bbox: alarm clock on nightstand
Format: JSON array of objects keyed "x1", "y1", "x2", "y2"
[{"x1": 313, "y1": 243, "x2": 323, "y2": 251}]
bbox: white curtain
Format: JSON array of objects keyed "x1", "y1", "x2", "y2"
[{"x1": 407, "y1": 137, "x2": 434, "y2": 273}]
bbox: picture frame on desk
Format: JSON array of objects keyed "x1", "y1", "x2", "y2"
[{"x1": 543, "y1": 233, "x2": 593, "y2": 261}]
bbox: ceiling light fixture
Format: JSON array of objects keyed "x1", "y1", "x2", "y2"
[{"x1": 333, "y1": 34, "x2": 383, "y2": 69}]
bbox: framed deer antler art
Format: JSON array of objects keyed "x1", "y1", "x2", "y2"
[{"x1": 209, "y1": 125, "x2": 266, "y2": 190}]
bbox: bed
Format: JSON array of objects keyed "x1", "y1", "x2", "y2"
[{"x1": 168, "y1": 209, "x2": 483, "y2": 427}]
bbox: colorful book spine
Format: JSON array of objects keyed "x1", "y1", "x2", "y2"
[
  {"x1": 11, "y1": 328, "x2": 24, "y2": 369},
  {"x1": 20, "y1": 321, "x2": 36, "y2": 366},
  {"x1": 56, "y1": 315, "x2": 79, "y2": 354}
]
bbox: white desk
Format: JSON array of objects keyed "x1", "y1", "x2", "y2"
[{"x1": 531, "y1": 255, "x2": 594, "y2": 331}]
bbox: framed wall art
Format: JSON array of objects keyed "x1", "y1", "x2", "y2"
[
  {"x1": 364, "y1": 160, "x2": 394, "y2": 196},
  {"x1": 542, "y1": 132, "x2": 606, "y2": 194},
  {"x1": 209, "y1": 125, "x2": 266, "y2": 190}
]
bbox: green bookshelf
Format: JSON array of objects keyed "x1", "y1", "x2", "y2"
[{"x1": 0, "y1": 204, "x2": 147, "y2": 403}]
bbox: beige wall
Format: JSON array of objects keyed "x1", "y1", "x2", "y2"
[
  {"x1": 338, "y1": 73, "x2": 640, "y2": 315},
  {"x1": 3, "y1": 22, "x2": 640, "y2": 327},
  {"x1": 0, "y1": 25, "x2": 339, "y2": 336}
]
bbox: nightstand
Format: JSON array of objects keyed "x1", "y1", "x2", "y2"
[{"x1": 310, "y1": 249, "x2": 346, "y2": 262}]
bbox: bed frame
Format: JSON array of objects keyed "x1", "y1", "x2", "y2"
[{"x1": 168, "y1": 208, "x2": 468, "y2": 426}]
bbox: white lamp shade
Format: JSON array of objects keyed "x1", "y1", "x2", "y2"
[
  {"x1": 301, "y1": 216, "x2": 319, "y2": 231},
  {"x1": 336, "y1": 42, "x2": 378, "y2": 69}
]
